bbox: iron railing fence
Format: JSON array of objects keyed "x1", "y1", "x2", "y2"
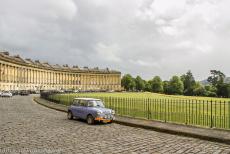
[{"x1": 41, "y1": 92, "x2": 230, "y2": 130}]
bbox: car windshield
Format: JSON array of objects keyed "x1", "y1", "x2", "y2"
[{"x1": 88, "y1": 100, "x2": 105, "y2": 108}]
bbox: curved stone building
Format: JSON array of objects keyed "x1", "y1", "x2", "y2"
[{"x1": 0, "y1": 51, "x2": 121, "y2": 91}]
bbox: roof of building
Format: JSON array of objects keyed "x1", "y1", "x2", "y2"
[
  {"x1": 0, "y1": 51, "x2": 121, "y2": 74},
  {"x1": 73, "y1": 98, "x2": 101, "y2": 101}
]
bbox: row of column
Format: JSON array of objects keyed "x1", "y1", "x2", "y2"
[{"x1": 0, "y1": 62, "x2": 121, "y2": 89}]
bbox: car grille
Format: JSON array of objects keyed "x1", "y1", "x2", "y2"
[{"x1": 104, "y1": 114, "x2": 113, "y2": 119}]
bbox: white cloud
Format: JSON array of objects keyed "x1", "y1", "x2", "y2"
[
  {"x1": 1, "y1": 0, "x2": 230, "y2": 80},
  {"x1": 129, "y1": 59, "x2": 160, "y2": 68},
  {"x1": 95, "y1": 43, "x2": 121, "y2": 62}
]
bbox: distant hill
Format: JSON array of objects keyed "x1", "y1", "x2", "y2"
[
  {"x1": 200, "y1": 77, "x2": 230, "y2": 86},
  {"x1": 200, "y1": 79, "x2": 210, "y2": 86},
  {"x1": 224, "y1": 77, "x2": 230, "y2": 83}
]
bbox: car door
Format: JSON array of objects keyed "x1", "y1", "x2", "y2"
[
  {"x1": 79, "y1": 100, "x2": 89, "y2": 120},
  {"x1": 71, "y1": 100, "x2": 81, "y2": 117},
  {"x1": 76, "y1": 100, "x2": 87, "y2": 119}
]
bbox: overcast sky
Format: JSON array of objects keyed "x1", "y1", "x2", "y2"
[{"x1": 0, "y1": 0, "x2": 230, "y2": 80}]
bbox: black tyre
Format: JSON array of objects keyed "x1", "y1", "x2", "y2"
[
  {"x1": 67, "y1": 111, "x2": 73, "y2": 120},
  {"x1": 87, "y1": 115, "x2": 94, "y2": 125}
]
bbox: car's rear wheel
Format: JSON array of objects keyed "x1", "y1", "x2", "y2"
[
  {"x1": 67, "y1": 111, "x2": 73, "y2": 120},
  {"x1": 87, "y1": 115, "x2": 94, "y2": 125}
]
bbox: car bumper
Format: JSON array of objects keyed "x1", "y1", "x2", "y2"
[
  {"x1": 95, "y1": 116, "x2": 115, "y2": 123},
  {"x1": 1, "y1": 95, "x2": 12, "y2": 97}
]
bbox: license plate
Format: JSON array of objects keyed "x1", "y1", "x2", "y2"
[{"x1": 103, "y1": 120, "x2": 111, "y2": 123}]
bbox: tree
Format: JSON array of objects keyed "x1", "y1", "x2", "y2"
[
  {"x1": 121, "y1": 74, "x2": 136, "y2": 91},
  {"x1": 144, "y1": 80, "x2": 151, "y2": 92},
  {"x1": 135, "y1": 76, "x2": 145, "y2": 91},
  {"x1": 207, "y1": 70, "x2": 227, "y2": 97},
  {"x1": 163, "y1": 81, "x2": 170, "y2": 94},
  {"x1": 216, "y1": 83, "x2": 230, "y2": 98},
  {"x1": 204, "y1": 85, "x2": 217, "y2": 97},
  {"x1": 193, "y1": 82, "x2": 206, "y2": 96},
  {"x1": 204, "y1": 85, "x2": 217, "y2": 93},
  {"x1": 168, "y1": 76, "x2": 184, "y2": 95},
  {"x1": 151, "y1": 76, "x2": 163, "y2": 93},
  {"x1": 207, "y1": 70, "x2": 225, "y2": 87},
  {"x1": 181, "y1": 70, "x2": 196, "y2": 96}
]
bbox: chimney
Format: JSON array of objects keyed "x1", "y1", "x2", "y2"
[
  {"x1": 1, "y1": 51, "x2": 9, "y2": 55},
  {"x1": 14, "y1": 55, "x2": 20, "y2": 58}
]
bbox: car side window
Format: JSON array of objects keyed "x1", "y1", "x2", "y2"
[
  {"x1": 88, "y1": 101, "x2": 94, "y2": 107},
  {"x1": 72, "y1": 100, "x2": 80, "y2": 106},
  {"x1": 79, "y1": 100, "x2": 87, "y2": 107},
  {"x1": 83, "y1": 100, "x2": 88, "y2": 107}
]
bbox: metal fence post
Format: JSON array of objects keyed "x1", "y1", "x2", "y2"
[
  {"x1": 109, "y1": 96, "x2": 112, "y2": 109},
  {"x1": 147, "y1": 98, "x2": 150, "y2": 120},
  {"x1": 164, "y1": 99, "x2": 167, "y2": 122},
  {"x1": 210, "y1": 100, "x2": 213, "y2": 128},
  {"x1": 229, "y1": 101, "x2": 230, "y2": 129},
  {"x1": 224, "y1": 101, "x2": 226, "y2": 129},
  {"x1": 185, "y1": 100, "x2": 188, "y2": 125}
]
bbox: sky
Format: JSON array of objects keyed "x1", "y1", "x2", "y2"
[{"x1": 0, "y1": 0, "x2": 230, "y2": 81}]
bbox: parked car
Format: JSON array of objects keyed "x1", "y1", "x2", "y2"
[
  {"x1": 29, "y1": 90, "x2": 36, "y2": 94},
  {"x1": 20, "y1": 90, "x2": 30, "y2": 96},
  {"x1": 107, "y1": 90, "x2": 115, "y2": 93},
  {"x1": 73, "y1": 90, "x2": 79, "y2": 93},
  {"x1": 67, "y1": 98, "x2": 115, "y2": 124},
  {"x1": 34, "y1": 90, "x2": 40, "y2": 94},
  {"x1": 1, "y1": 91, "x2": 13, "y2": 97},
  {"x1": 10, "y1": 90, "x2": 19, "y2": 95}
]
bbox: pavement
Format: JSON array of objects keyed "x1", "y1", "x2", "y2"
[
  {"x1": 34, "y1": 97, "x2": 230, "y2": 145},
  {"x1": 0, "y1": 95, "x2": 230, "y2": 154}
]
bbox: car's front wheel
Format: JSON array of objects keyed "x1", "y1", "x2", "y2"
[
  {"x1": 87, "y1": 115, "x2": 94, "y2": 125},
  {"x1": 67, "y1": 111, "x2": 73, "y2": 120}
]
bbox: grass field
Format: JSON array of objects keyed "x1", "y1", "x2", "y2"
[{"x1": 48, "y1": 92, "x2": 230, "y2": 130}]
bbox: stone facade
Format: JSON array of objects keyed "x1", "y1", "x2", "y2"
[{"x1": 0, "y1": 51, "x2": 121, "y2": 91}]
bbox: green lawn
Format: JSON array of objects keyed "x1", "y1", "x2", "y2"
[{"x1": 48, "y1": 92, "x2": 230, "y2": 130}]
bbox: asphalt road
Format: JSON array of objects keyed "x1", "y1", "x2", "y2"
[{"x1": 0, "y1": 95, "x2": 230, "y2": 154}]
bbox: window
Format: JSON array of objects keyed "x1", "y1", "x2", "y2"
[
  {"x1": 72, "y1": 100, "x2": 80, "y2": 106},
  {"x1": 88, "y1": 100, "x2": 105, "y2": 108},
  {"x1": 88, "y1": 101, "x2": 94, "y2": 107},
  {"x1": 79, "y1": 100, "x2": 88, "y2": 107}
]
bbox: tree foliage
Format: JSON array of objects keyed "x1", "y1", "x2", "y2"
[
  {"x1": 168, "y1": 76, "x2": 184, "y2": 95},
  {"x1": 121, "y1": 74, "x2": 136, "y2": 91},
  {"x1": 207, "y1": 70, "x2": 225, "y2": 87},
  {"x1": 135, "y1": 76, "x2": 145, "y2": 91},
  {"x1": 216, "y1": 83, "x2": 230, "y2": 98},
  {"x1": 120, "y1": 70, "x2": 230, "y2": 98},
  {"x1": 163, "y1": 81, "x2": 170, "y2": 94},
  {"x1": 207, "y1": 70, "x2": 229, "y2": 97},
  {"x1": 150, "y1": 76, "x2": 163, "y2": 93},
  {"x1": 193, "y1": 82, "x2": 206, "y2": 96},
  {"x1": 181, "y1": 70, "x2": 196, "y2": 96},
  {"x1": 144, "y1": 80, "x2": 151, "y2": 92}
]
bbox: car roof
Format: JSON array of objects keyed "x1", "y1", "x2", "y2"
[{"x1": 74, "y1": 98, "x2": 101, "y2": 101}]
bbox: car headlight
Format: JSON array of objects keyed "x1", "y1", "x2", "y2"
[
  {"x1": 111, "y1": 110, "x2": 115, "y2": 115},
  {"x1": 97, "y1": 111, "x2": 103, "y2": 115}
]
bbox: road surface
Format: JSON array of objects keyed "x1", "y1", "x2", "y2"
[{"x1": 0, "y1": 95, "x2": 230, "y2": 154}]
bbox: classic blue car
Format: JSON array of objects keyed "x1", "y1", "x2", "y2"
[{"x1": 67, "y1": 98, "x2": 115, "y2": 124}]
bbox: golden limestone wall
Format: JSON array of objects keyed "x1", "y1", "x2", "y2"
[{"x1": 0, "y1": 52, "x2": 121, "y2": 91}]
